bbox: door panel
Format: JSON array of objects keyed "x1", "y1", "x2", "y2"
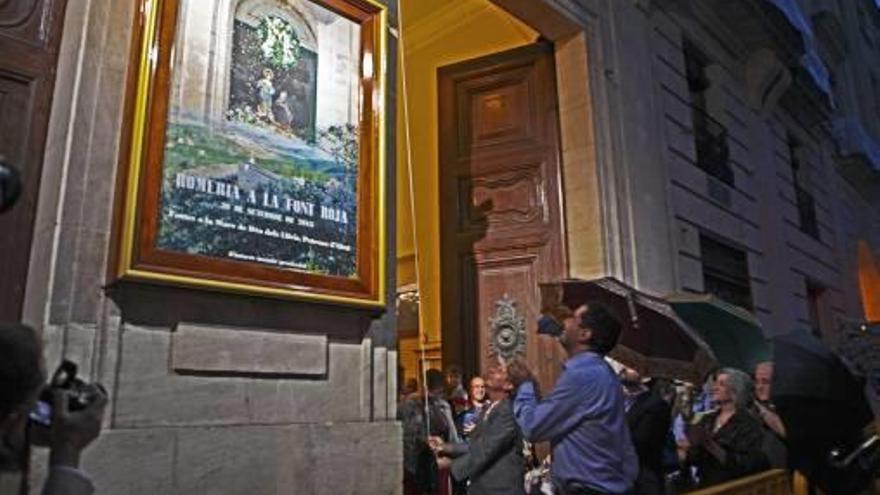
[
  {"x1": 475, "y1": 254, "x2": 537, "y2": 367},
  {"x1": 440, "y1": 42, "x2": 566, "y2": 392},
  {"x1": 0, "y1": 0, "x2": 67, "y2": 321}
]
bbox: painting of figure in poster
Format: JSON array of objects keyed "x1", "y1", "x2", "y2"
[{"x1": 157, "y1": 0, "x2": 362, "y2": 277}]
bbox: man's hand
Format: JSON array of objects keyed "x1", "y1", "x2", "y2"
[
  {"x1": 427, "y1": 435, "x2": 444, "y2": 453},
  {"x1": 506, "y1": 359, "x2": 535, "y2": 388},
  {"x1": 755, "y1": 402, "x2": 786, "y2": 438},
  {"x1": 49, "y1": 384, "x2": 108, "y2": 468}
]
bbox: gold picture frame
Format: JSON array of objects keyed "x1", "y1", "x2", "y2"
[{"x1": 111, "y1": 0, "x2": 387, "y2": 307}]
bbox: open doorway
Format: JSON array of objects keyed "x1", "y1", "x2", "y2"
[
  {"x1": 395, "y1": 0, "x2": 541, "y2": 390},
  {"x1": 438, "y1": 42, "x2": 566, "y2": 393},
  {"x1": 395, "y1": 0, "x2": 600, "y2": 397}
]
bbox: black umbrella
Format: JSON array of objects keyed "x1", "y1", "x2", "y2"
[
  {"x1": 772, "y1": 330, "x2": 875, "y2": 495},
  {"x1": 539, "y1": 277, "x2": 717, "y2": 383}
]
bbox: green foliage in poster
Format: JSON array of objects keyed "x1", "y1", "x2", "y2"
[{"x1": 258, "y1": 17, "x2": 302, "y2": 69}]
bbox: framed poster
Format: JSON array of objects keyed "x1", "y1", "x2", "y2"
[{"x1": 113, "y1": 0, "x2": 387, "y2": 306}]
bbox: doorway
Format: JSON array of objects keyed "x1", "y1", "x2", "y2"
[
  {"x1": 438, "y1": 42, "x2": 567, "y2": 391},
  {"x1": 395, "y1": 0, "x2": 599, "y2": 395},
  {"x1": 394, "y1": 0, "x2": 542, "y2": 387}
]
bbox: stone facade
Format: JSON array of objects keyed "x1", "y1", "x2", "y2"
[
  {"x1": 568, "y1": 0, "x2": 880, "y2": 342},
  {"x1": 483, "y1": 0, "x2": 879, "y2": 339},
  {"x1": 20, "y1": 0, "x2": 880, "y2": 492},
  {"x1": 24, "y1": 0, "x2": 400, "y2": 493}
]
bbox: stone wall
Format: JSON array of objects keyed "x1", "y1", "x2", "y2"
[
  {"x1": 604, "y1": 0, "x2": 880, "y2": 338},
  {"x1": 474, "y1": 1, "x2": 880, "y2": 336},
  {"x1": 24, "y1": 0, "x2": 401, "y2": 493},
  {"x1": 19, "y1": 0, "x2": 878, "y2": 491}
]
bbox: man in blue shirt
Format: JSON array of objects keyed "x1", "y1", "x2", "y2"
[{"x1": 508, "y1": 303, "x2": 638, "y2": 495}]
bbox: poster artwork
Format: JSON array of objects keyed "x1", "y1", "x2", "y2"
[{"x1": 157, "y1": 0, "x2": 361, "y2": 277}]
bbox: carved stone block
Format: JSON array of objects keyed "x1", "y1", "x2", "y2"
[{"x1": 172, "y1": 323, "x2": 327, "y2": 376}]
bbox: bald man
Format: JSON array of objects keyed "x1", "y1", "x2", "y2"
[{"x1": 431, "y1": 365, "x2": 526, "y2": 495}]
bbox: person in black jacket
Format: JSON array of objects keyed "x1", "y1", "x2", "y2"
[
  {"x1": 752, "y1": 362, "x2": 786, "y2": 469},
  {"x1": 684, "y1": 368, "x2": 768, "y2": 487},
  {"x1": 0, "y1": 323, "x2": 108, "y2": 495},
  {"x1": 430, "y1": 365, "x2": 525, "y2": 495},
  {"x1": 399, "y1": 369, "x2": 461, "y2": 495},
  {"x1": 621, "y1": 367, "x2": 672, "y2": 495}
]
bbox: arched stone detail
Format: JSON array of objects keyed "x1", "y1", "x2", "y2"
[
  {"x1": 223, "y1": 0, "x2": 322, "y2": 134},
  {"x1": 170, "y1": 0, "x2": 325, "y2": 125},
  {"x1": 234, "y1": 0, "x2": 318, "y2": 50},
  {"x1": 170, "y1": 0, "x2": 361, "y2": 131}
]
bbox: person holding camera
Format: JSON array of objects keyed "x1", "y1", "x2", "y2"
[
  {"x1": 0, "y1": 323, "x2": 108, "y2": 495},
  {"x1": 508, "y1": 303, "x2": 638, "y2": 495}
]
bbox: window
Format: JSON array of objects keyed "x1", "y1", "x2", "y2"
[
  {"x1": 787, "y1": 134, "x2": 820, "y2": 239},
  {"x1": 806, "y1": 280, "x2": 829, "y2": 338},
  {"x1": 700, "y1": 234, "x2": 753, "y2": 310},
  {"x1": 684, "y1": 40, "x2": 733, "y2": 186},
  {"x1": 858, "y1": 240, "x2": 880, "y2": 323}
]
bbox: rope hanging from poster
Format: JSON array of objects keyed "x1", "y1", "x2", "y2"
[{"x1": 395, "y1": 0, "x2": 431, "y2": 440}]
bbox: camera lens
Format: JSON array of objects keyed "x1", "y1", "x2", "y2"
[{"x1": 0, "y1": 162, "x2": 22, "y2": 213}]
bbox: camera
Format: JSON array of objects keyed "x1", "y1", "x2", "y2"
[
  {"x1": 0, "y1": 160, "x2": 22, "y2": 213},
  {"x1": 537, "y1": 314, "x2": 563, "y2": 337},
  {"x1": 28, "y1": 360, "x2": 104, "y2": 427}
]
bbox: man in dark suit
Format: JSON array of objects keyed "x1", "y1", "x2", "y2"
[
  {"x1": 621, "y1": 367, "x2": 672, "y2": 495},
  {"x1": 430, "y1": 365, "x2": 525, "y2": 495}
]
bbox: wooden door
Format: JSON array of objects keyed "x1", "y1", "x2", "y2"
[
  {"x1": 0, "y1": 0, "x2": 68, "y2": 321},
  {"x1": 439, "y1": 43, "x2": 566, "y2": 392}
]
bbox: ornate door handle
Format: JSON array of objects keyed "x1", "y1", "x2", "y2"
[{"x1": 488, "y1": 294, "x2": 527, "y2": 362}]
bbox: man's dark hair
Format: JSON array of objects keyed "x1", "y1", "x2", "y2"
[
  {"x1": 0, "y1": 324, "x2": 43, "y2": 418},
  {"x1": 425, "y1": 369, "x2": 445, "y2": 392},
  {"x1": 580, "y1": 303, "x2": 622, "y2": 355}
]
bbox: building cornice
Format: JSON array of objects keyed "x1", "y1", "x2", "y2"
[{"x1": 401, "y1": 1, "x2": 492, "y2": 55}]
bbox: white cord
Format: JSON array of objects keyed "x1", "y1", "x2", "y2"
[{"x1": 396, "y1": 0, "x2": 431, "y2": 440}]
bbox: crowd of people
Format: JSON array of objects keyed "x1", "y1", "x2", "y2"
[
  {"x1": 0, "y1": 301, "x2": 796, "y2": 495},
  {"x1": 398, "y1": 302, "x2": 791, "y2": 495}
]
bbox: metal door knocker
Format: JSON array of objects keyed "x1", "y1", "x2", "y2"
[{"x1": 488, "y1": 294, "x2": 527, "y2": 362}]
